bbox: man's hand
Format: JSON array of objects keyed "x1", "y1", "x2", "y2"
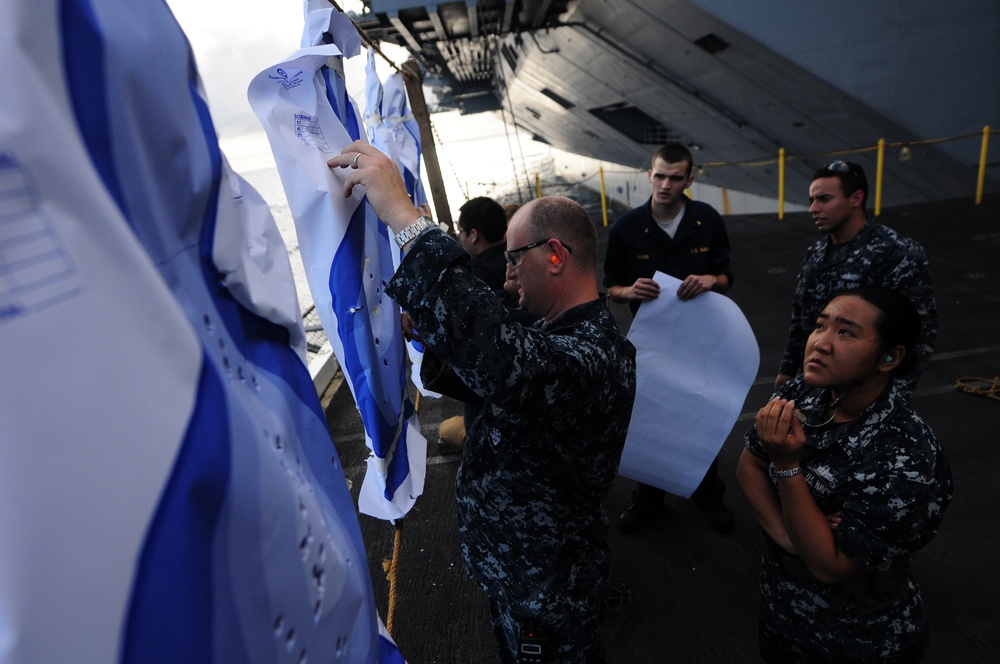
[
  {"x1": 612, "y1": 277, "x2": 660, "y2": 303},
  {"x1": 327, "y1": 141, "x2": 418, "y2": 232},
  {"x1": 400, "y1": 312, "x2": 419, "y2": 342},
  {"x1": 676, "y1": 274, "x2": 717, "y2": 301}
]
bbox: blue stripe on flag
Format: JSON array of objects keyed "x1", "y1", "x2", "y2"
[
  {"x1": 328, "y1": 203, "x2": 412, "y2": 502},
  {"x1": 59, "y1": 0, "x2": 128, "y2": 217},
  {"x1": 120, "y1": 355, "x2": 232, "y2": 663},
  {"x1": 379, "y1": 635, "x2": 407, "y2": 664},
  {"x1": 321, "y1": 62, "x2": 414, "y2": 503}
]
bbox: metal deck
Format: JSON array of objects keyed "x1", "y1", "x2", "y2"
[{"x1": 324, "y1": 192, "x2": 1000, "y2": 663}]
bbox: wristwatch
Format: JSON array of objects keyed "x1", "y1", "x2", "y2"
[
  {"x1": 773, "y1": 466, "x2": 803, "y2": 479},
  {"x1": 394, "y1": 215, "x2": 436, "y2": 249}
]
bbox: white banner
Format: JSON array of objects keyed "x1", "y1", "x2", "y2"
[{"x1": 619, "y1": 272, "x2": 760, "y2": 497}]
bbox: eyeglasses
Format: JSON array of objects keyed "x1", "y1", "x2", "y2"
[{"x1": 504, "y1": 238, "x2": 573, "y2": 268}]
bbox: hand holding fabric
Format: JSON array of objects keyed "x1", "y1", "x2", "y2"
[{"x1": 328, "y1": 140, "x2": 418, "y2": 231}]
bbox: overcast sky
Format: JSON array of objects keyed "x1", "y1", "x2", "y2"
[
  {"x1": 165, "y1": 0, "x2": 389, "y2": 138},
  {"x1": 164, "y1": 0, "x2": 544, "y2": 203},
  {"x1": 166, "y1": 0, "x2": 307, "y2": 137}
]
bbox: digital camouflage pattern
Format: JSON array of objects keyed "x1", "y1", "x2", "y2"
[
  {"x1": 779, "y1": 221, "x2": 937, "y2": 390},
  {"x1": 744, "y1": 376, "x2": 953, "y2": 663},
  {"x1": 386, "y1": 229, "x2": 637, "y2": 662}
]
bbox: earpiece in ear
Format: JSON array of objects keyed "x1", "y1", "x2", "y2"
[
  {"x1": 884, "y1": 355, "x2": 894, "y2": 363},
  {"x1": 550, "y1": 254, "x2": 559, "y2": 264}
]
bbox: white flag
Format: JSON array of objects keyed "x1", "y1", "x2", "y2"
[
  {"x1": 1, "y1": 0, "x2": 401, "y2": 661},
  {"x1": 248, "y1": 3, "x2": 426, "y2": 522}
]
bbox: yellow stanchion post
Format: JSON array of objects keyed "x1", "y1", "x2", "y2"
[
  {"x1": 875, "y1": 138, "x2": 885, "y2": 217},
  {"x1": 535, "y1": 173, "x2": 542, "y2": 199},
  {"x1": 778, "y1": 148, "x2": 785, "y2": 220},
  {"x1": 976, "y1": 125, "x2": 991, "y2": 204},
  {"x1": 599, "y1": 166, "x2": 609, "y2": 227},
  {"x1": 722, "y1": 188, "x2": 731, "y2": 216}
]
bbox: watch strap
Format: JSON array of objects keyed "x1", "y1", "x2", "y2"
[{"x1": 394, "y1": 215, "x2": 435, "y2": 249}]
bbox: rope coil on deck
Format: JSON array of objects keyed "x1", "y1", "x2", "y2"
[{"x1": 955, "y1": 376, "x2": 1000, "y2": 402}]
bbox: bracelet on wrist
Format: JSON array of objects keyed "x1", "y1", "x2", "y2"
[{"x1": 773, "y1": 466, "x2": 803, "y2": 479}]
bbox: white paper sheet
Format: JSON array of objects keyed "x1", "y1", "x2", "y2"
[{"x1": 618, "y1": 272, "x2": 760, "y2": 497}]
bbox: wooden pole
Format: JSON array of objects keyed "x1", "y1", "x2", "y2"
[{"x1": 401, "y1": 59, "x2": 454, "y2": 234}]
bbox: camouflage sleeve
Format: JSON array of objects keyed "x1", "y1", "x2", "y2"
[
  {"x1": 743, "y1": 424, "x2": 768, "y2": 460},
  {"x1": 387, "y1": 230, "x2": 618, "y2": 417},
  {"x1": 833, "y1": 425, "x2": 951, "y2": 571}
]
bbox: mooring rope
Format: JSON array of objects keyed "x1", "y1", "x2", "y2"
[
  {"x1": 955, "y1": 375, "x2": 1000, "y2": 402},
  {"x1": 382, "y1": 520, "x2": 405, "y2": 636}
]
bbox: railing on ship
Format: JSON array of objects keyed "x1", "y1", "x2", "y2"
[
  {"x1": 303, "y1": 305, "x2": 339, "y2": 397},
  {"x1": 519, "y1": 125, "x2": 996, "y2": 223}
]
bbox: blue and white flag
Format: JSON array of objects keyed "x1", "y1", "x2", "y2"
[
  {"x1": 248, "y1": 3, "x2": 426, "y2": 522},
  {"x1": 364, "y1": 52, "x2": 428, "y2": 215},
  {"x1": 362, "y1": 49, "x2": 439, "y2": 398},
  {"x1": 0, "y1": 0, "x2": 401, "y2": 661}
]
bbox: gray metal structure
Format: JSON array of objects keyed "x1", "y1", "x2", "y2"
[{"x1": 355, "y1": 0, "x2": 999, "y2": 206}]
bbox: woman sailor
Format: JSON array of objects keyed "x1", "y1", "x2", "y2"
[{"x1": 738, "y1": 286, "x2": 953, "y2": 662}]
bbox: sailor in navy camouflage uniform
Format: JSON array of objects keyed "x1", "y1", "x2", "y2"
[
  {"x1": 330, "y1": 142, "x2": 636, "y2": 664},
  {"x1": 777, "y1": 161, "x2": 937, "y2": 393},
  {"x1": 740, "y1": 287, "x2": 952, "y2": 663}
]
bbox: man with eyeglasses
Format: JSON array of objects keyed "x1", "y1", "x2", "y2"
[
  {"x1": 329, "y1": 142, "x2": 636, "y2": 664},
  {"x1": 603, "y1": 143, "x2": 736, "y2": 535},
  {"x1": 775, "y1": 161, "x2": 937, "y2": 392}
]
